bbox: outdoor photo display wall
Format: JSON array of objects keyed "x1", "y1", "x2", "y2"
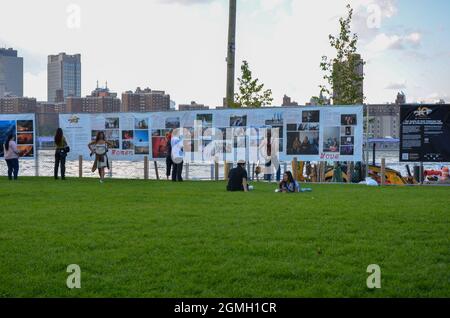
[
  {"x1": 0, "y1": 113, "x2": 36, "y2": 159},
  {"x1": 59, "y1": 106, "x2": 363, "y2": 162},
  {"x1": 400, "y1": 104, "x2": 450, "y2": 162}
]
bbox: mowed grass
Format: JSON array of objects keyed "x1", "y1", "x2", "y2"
[{"x1": 0, "y1": 177, "x2": 448, "y2": 298}]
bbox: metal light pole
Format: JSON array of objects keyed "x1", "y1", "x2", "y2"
[{"x1": 225, "y1": 0, "x2": 237, "y2": 108}]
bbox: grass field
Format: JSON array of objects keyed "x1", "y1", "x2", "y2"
[{"x1": 0, "y1": 177, "x2": 448, "y2": 298}]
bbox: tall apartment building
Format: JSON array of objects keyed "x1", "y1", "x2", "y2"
[
  {"x1": 121, "y1": 87, "x2": 170, "y2": 112},
  {"x1": 66, "y1": 85, "x2": 120, "y2": 113},
  {"x1": 178, "y1": 101, "x2": 209, "y2": 111},
  {"x1": 47, "y1": 53, "x2": 81, "y2": 102},
  {"x1": 0, "y1": 96, "x2": 36, "y2": 113},
  {"x1": 0, "y1": 48, "x2": 23, "y2": 97}
]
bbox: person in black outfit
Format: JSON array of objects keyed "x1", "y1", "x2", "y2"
[
  {"x1": 54, "y1": 128, "x2": 68, "y2": 180},
  {"x1": 165, "y1": 131, "x2": 173, "y2": 180},
  {"x1": 227, "y1": 160, "x2": 249, "y2": 192}
]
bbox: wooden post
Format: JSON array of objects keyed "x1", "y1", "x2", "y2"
[
  {"x1": 224, "y1": 161, "x2": 231, "y2": 181},
  {"x1": 214, "y1": 161, "x2": 219, "y2": 181},
  {"x1": 78, "y1": 155, "x2": 83, "y2": 178},
  {"x1": 311, "y1": 164, "x2": 317, "y2": 183},
  {"x1": 292, "y1": 157, "x2": 298, "y2": 180},
  {"x1": 210, "y1": 164, "x2": 214, "y2": 180},
  {"x1": 347, "y1": 161, "x2": 353, "y2": 184},
  {"x1": 380, "y1": 158, "x2": 386, "y2": 186},
  {"x1": 154, "y1": 161, "x2": 160, "y2": 180},
  {"x1": 185, "y1": 162, "x2": 189, "y2": 180},
  {"x1": 420, "y1": 162, "x2": 424, "y2": 185},
  {"x1": 144, "y1": 156, "x2": 149, "y2": 180},
  {"x1": 320, "y1": 162, "x2": 326, "y2": 183},
  {"x1": 109, "y1": 160, "x2": 113, "y2": 178}
]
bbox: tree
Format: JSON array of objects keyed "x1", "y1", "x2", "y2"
[
  {"x1": 319, "y1": 4, "x2": 365, "y2": 105},
  {"x1": 232, "y1": 60, "x2": 273, "y2": 108}
]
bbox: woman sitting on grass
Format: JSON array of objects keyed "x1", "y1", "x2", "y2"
[
  {"x1": 88, "y1": 131, "x2": 114, "y2": 183},
  {"x1": 279, "y1": 171, "x2": 300, "y2": 193}
]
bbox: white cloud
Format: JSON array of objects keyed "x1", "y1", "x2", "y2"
[
  {"x1": 385, "y1": 81, "x2": 407, "y2": 90},
  {"x1": 0, "y1": 0, "x2": 445, "y2": 106}
]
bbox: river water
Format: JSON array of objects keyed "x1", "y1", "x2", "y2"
[{"x1": 1, "y1": 149, "x2": 448, "y2": 180}]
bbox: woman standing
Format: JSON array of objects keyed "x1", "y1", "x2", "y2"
[
  {"x1": 3, "y1": 134, "x2": 20, "y2": 180},
  {"x1": 88, "y1": 131, "x2": 113, "y2": 183},
  {"x1": 54, "y1": 128, "x2": 69, "y2": 180}
]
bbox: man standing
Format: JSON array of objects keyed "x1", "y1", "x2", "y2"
[
  {"x1": 171, "y1": 132, "x2": 184, "y2": 182},
  {"x1": 227, "y1": 160, "x2": 249, "y2": 192}
]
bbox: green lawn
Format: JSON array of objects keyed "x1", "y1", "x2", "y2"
[{"x1": 0, "y1": 177, "x2": 448, "y2": 298}]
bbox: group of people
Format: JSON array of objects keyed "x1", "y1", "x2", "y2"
[
  {"x1": 227, "y1": 159, "x2": 301, "y2": 193},
  {"x1": 4, "y1": 128, "x2": 302, "y2": 193},
  {"x1": 2, "y1": 128, "x2": 111, "y2": 182}
]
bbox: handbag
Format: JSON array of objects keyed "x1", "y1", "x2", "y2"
[{"x1": 64, "y1": 146, "x2": 70, "y2": 153}]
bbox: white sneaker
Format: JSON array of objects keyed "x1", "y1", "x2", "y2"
[{"x1": 100, "y1": 179, "x2": 104, "y2": 183}]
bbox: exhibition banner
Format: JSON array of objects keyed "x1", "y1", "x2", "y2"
[
  {"x1": 0, "y1": 113, "x2": 36, "y2": 159},
  {"x1": 400, "y1": 104, "x2": 450, "y2": 162},
  {"x1": 59, "y1": 106, "x2": 363, "y2": 162}
]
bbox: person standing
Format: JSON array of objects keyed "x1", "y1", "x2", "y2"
[
  {"x1": 3, "y1": 134, "x2": 20, "y2": 180},
  {"x1": 88, "y1": 131, "x2": 113, "y2": 183},
  {"x1": 171, "y1": 133, "x2": 184, "y2": 182},
  {"x1": 54, "y1": 128, "x2": 69, "y2": 180},
  {"x1": 165, "y1": 131, "x2": 173, "y2": 180}
]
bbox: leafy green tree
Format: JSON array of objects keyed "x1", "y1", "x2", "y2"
[
  {"x1": 319, "y1": 4, "x2": 365, "y2": 105},
  {"x1": 232, "y1": 60, "x2": 273, "y2": 108}
]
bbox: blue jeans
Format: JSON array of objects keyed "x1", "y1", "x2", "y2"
[{"x1": 5, "y1": 158, "x2": 19, "y2": 180}]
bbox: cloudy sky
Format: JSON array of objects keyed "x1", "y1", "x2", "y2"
[{"x1": 1, "y1": 0, "x2": 449, "y2": 106}]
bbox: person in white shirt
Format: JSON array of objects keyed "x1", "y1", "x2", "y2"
[{"x1": 171, "y1": 133, "x2": 184, "y2": 182}]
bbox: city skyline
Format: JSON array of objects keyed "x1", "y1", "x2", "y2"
[{"x1": 1, "y1": 0, "x2": 449, "y2": 106}]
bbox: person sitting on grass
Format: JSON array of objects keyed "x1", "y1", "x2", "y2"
[
  {"x1": 227, "y1": 160, "x2": 249, "y2": 192},
  {"x1": 88, "y1": 131, "x2": 114, "y2": 183},
  {"x1": 278, "y1": 171, "x2": 300, "y2": 193}
]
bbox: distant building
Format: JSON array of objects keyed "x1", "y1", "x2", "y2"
[
  {"x1": 333, "y1": 53, "x2": 364, "y2": 104},
  {"x1": 178, "y1": 101, "x2": 210, "y2": 111},
  {"x1": 0, "y1": 48, "x2": 23, "y2": 97},
  {"x1": 121, "y1": 87, "x2": 170, "y2": 112},
  {"x1": 0, "y1": 96, "x2": 36, "y2": 113},
  {"x1": 66, "y1": 84, "x2": 120, "y2": 113},
  {"x1": 282, "y1": 95, "x2": 298, "y2": 107},
  {"x1": 306, "y1": 92, "x2": 330, "y2": 106},
  {"x1": 36, "y1": 101, "x2": 68, "y2": 135},
  {"x1": 47, "y1": 53, "x2": 81, "y2": 102},
  {"x1": 366, "y1": 104, "x2": 400, "y2": 139},
  {"x1": 395, "y1": 92, "x2": 406, "y2": 105}
]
